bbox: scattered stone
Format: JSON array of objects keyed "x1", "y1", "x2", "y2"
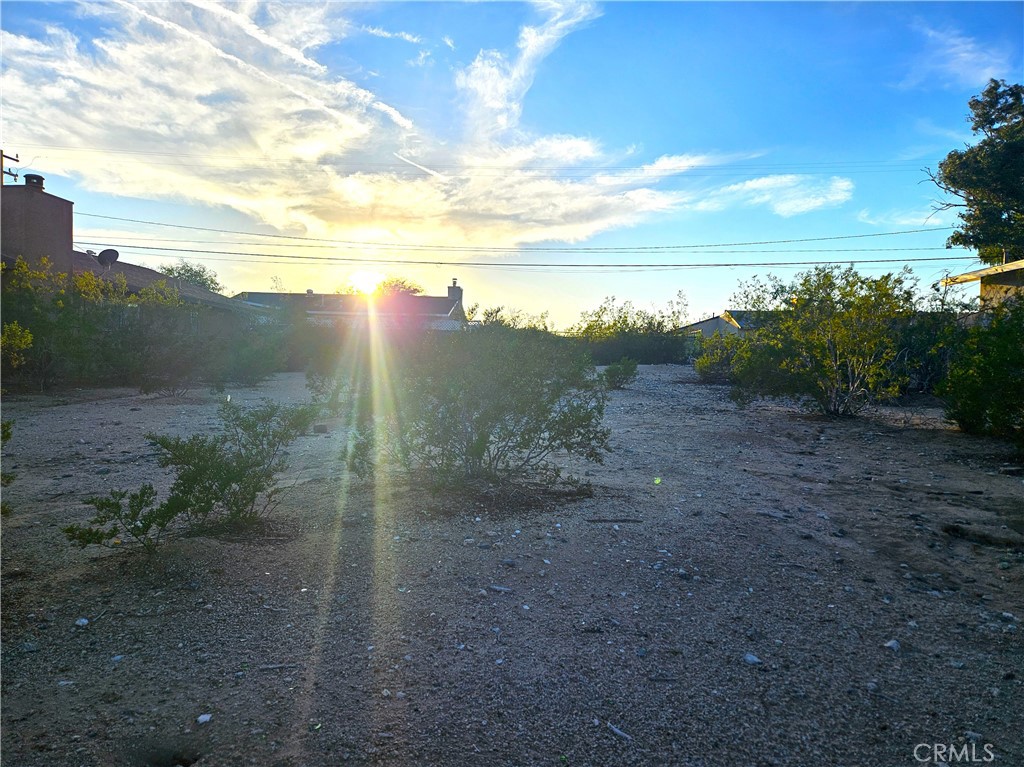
[
  {"x1": 196, "y1": 714, "x2": 212, "y2": 725},
  {"x1": 883, "y1": 639, "x2": 901, "y2": 652},
  {"x1": 743, "y1": 653, "x2": 762, "y2": 665},
  {"x1": 999, "y1": 612, "x2": 1017, "y2": 623},
  {"x1": 19, "y1": 641, "x2": 39, "y2": 653},
  {"x1": 501, "y1": 559, "x2": 516, "y2": 568},
  {"x1": 965, "y1": 731, "x2": 983, "y2": 743},
  {"x1": 75, "y1": 618, "x2": 89, "y2": 627},
  {"x1": 607, "y1": 721, "x2": 633, "y2": 741},
  {"x1": 488, "y1": 585, "x2": 513, "y2": 593}
]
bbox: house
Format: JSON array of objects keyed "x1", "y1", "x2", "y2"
[
  {"x1": 680, "y1": 309, "x2": 780, "y2": 338},
  {"x1": 1, "y1": 174, "x2": 249, "y2": 313},
  {"x1": 940, "y1": 259, "x2": 1024, "y2": 306},
  {"x1": 234, "y1": 280, "x2": 467, "y2": 331}
]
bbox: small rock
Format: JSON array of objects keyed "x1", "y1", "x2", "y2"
[
  {"x1": 999, "y1": 612, "x2": 1017, "y2": 623},
  {"x1": 883, "y1": 639, "x2": 901, "y2": 652},
  {"x1": 111, "y1": 655, "x2": 124, "y2": 663},
  {"x1": 964, "y1": 731, "x2": 983, "y2": 743},
  {"x1": 197, "y1": 714, "x2": 212, "y2": 725},
  {"x1": 488, "y1": 585, "x2": 513, "y2": 593},
  {"x1": 19, "y1": 641, "x2": 39, "y2": 653},
  {"x1": 75, "y1": 618, "x2": 89, "y2": 627},
  {"x1": 743, "y1": 653, "x2": 762, "y2": 665}
]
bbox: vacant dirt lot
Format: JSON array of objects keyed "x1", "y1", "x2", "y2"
[{"x1": 2, "y1": 366, "x2": 1022, "y2": 767}]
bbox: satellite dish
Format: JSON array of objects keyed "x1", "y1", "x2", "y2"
[{"x1": 97, "y1": 249, "x2": 119, "y2": 267}]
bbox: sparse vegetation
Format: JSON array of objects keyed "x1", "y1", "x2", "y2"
[
  {"x1": 570, "y1": 293, "x2": 693, "y2": 364},
  {"x1": 693, "y1": 331, "x2": 746, "y2": 384},
  {"x1": 348, "y1": 325, "x2": 610, "y2": 486},
  {"x1": 64, "y1": 400, "x2": 317, "y2": 550},
  {"x1": 602, "y1": 357, "x2": 639, "y2": 389},
  {"x1": 940, "y1": 299, "x2": 1024, "y2": 450},
  {"x1": 729, "y1": 266, "x2": 916, "y2": 415}
]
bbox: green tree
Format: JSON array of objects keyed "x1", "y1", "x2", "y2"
[
  {"x1": 930, "y1": 79, "x2": 1024, "y2": 265},
  {"x1": 731, "y1": 266, "x2": 916, "y2": 416},
  {"x1": 159, "y1": 260, "x2": 224, "y2": 294},
  {"x1": 377, "y1": 276, "x2": 424, "y2": 296}
]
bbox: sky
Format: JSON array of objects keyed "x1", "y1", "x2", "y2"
[{"x1": 1, "y1": 1, "x2": 1021, "y2": 328}]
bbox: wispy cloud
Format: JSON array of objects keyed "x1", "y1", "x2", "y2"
[
  {"x1": 901, "y1": 22, "x2": 1012, "y2": 89},
  {"x1": 697, "y1": 176, "x2": 854, "y2": 217},
  {"x1": 856, "y1": 207, "x2": 952, "y2": 228},
  {"x1": 455, "y1": 0, "x2": 601, "y2": 137},
  {"x1": 442, "y1": 35, "x2": 455, "y2": 51},
  {"x1": 362, "y1": 25, "x2": 422, "y2": 45}
]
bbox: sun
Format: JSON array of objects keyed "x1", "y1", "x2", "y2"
[{"x1": 349, "y1": 270, "x2": 385, "y2": 295}]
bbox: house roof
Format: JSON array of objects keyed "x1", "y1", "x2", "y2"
[
  {"x1": 941, "y1": 259, "x2": 1024, "y2": 286},
  {"x1": 65, "y1": 251, "x2": 254, "y2": 313},
  {"x1": 235, "y1": 291, "x2": 461, "y2": 317},
  {"x1": 721, "y1": 309, "x2": 783, "y2": 330}
]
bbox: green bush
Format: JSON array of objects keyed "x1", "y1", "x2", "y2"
[
  {"x1": 603, "y1": 357, "x2": 639, "y2": 389},
  {"x1": 570, "y1": 293, "x2": 693, "y2": 364},
  {"x1": 64, "y1": 400, "x2": 317, "y2": 550},
  {"x1": 348, "y1": 325, "x2": 610, "y2": 486},
  {"x1": 694, "y1": 332, "x2": 747, "y2": 384},
  {"x1": 1, "y1": 420, "x2": 15, "y2": 517},
  {"x1": 941, "y1": 299, "x2": 1024, "y2": 447},
  {"x1": 731, "y1": 266, "x2": 916, "y2": 416}
]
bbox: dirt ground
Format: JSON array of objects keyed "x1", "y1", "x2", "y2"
[{"x1": 2, "y1": 365, "x2": 1022, "y2": 767}]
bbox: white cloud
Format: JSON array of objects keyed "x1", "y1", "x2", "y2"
[
  {"x1": 362, "y1": 25, "x2": 422, "y2": 45},
  {"x1": 856, "y1": 207, "x2": 952, "y2": 228},
  {"x1": 442, "y1": 35, "x2": 456, "y2": 51},
  {"x1": 455, "y1": 0, "x2": 600, "y2": 138},
  {"x1": 698, "y1": 176, "x2": 854, "y2": 217},
  {"x1": 901, "y1": 22, "x2": 1012, "y2": 89},
  {"x1": 2, "y1": 0, "x2": 829, "y2": 275}
]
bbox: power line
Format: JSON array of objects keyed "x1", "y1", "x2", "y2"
[
  {"x1": 81, "y1": 243, "x2": 976, "y2": 271},
  {"x1": 76, "y1": 212, "x2": 954, "y2": 253}
]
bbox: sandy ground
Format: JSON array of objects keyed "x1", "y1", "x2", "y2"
[{"x1": 1, "y1": 365, "x2": 1022, "y2": 767}]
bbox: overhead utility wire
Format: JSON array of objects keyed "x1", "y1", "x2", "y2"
[
  {"x1": 91, "y1": 244, "x2": 976, "y2": 270},
  {"x1": 77, "y1": 212, "x2": 954, "y2": 252},
  {"x1": 75, "y1": 240, "x2": 954, "y2": 255}
]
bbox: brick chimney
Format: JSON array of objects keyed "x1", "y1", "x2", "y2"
[{"x1": 447, "y1": 278, "x2": 463, "y2": 304}]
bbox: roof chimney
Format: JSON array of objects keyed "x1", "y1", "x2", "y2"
[
  {"x1": 447, "y1": 278, "x2": 463, "y2": 304},
  {"x1": 23, "y1": 174, "x2": 45, "y2": 191}
]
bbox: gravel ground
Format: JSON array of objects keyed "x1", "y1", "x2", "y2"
[{"x1": 2, "y1": 365, "x2": 1022, "y2": 767}]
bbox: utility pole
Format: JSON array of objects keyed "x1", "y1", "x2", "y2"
[{"x1": 2, "y1": 149, "x2": 20, "y2": 184}]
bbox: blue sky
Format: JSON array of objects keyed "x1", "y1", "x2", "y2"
[{"x1": 1, "y1": 1, "x2": 1020, "y2": 326}]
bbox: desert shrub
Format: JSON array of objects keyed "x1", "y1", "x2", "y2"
[
  {"x1": 1, "y1": 420, "x2": 14, "y2": 516},
  {"x1": 64, "y1": 400, "x2": 317, "y2": 550},
  {"x1": 694, "y1": 331, "x2": 747, "y2": 384},
  {"x1": 889, "y1": 283, "x2": 976, "y2": 395},
  {"x1": 570, "y1": 293, "x2": 694, "y2": 364},
  {"x1": 603, "y1": 357, "x2": 639, "y2": 389},
  {"x1": 64, "y1": 485, "x2": 172, "y2": 552},
  {"x1": 348, "y1": 325, "x2": 610, "y2": 486},
  {"x1": 205, "y1": 321, "x2": 287, "y2": 389},
  {"x1": 731, "y1": 266, "x2": 916, "y2": 416},
  {"x1": 1, "y1": 321, "x2": 33, "y2": 375},
  {"x1": 941, "y1": 299, "x2": 1024, "y2": 447}
]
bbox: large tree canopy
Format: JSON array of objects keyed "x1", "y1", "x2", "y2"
[
  {"x1": 931, "y1": 79, "x2": 1024, "y2": 266},
  {"x1": 159, "y1": 260, "x2": 224, "y2": 294}
]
